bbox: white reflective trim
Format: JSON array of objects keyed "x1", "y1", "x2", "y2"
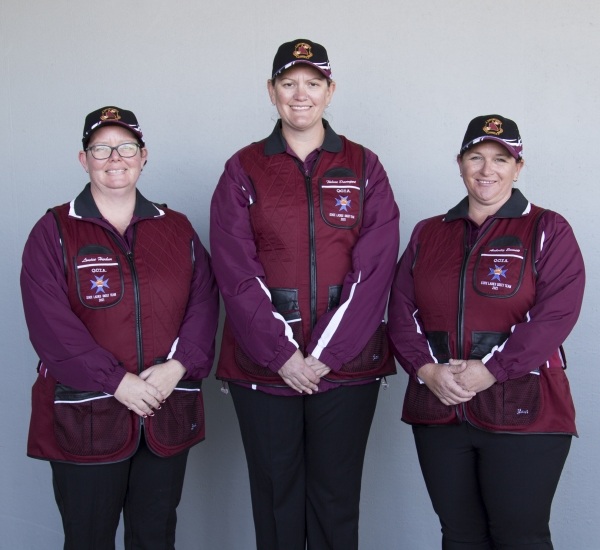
[
  {"x1": 76, "y1": 262, "x2": 118, "y2": 269},
  {"x1": 55, "y1": 394, "x2": 112, "y2": 404},
  {"x1": 312, "y1": 272, "x2": 361, "y2": 359},
  {"x1": 321, "y1": 185, "x2": 361, "y2": 190},
  {"x1": 522, "y1": 202, "x2": 532, "y2": 216},
  {"x1": 287, "y1": 318, "x2": 302, "y2": 324},
  {"x1": 153, "y1": 204, "x2": 165, "y2": 217},
  {"x1": 68, "y1": 199, "x2": 82, "y2": 219},
  {"x1": 173, "y1": 387, "x2": 201, "y2": 392},
  {"x1": 540, "y1": 231, "x2": 546, "y2": 252},
  {"x1": 255, "y1": 277, "x2": 299, "y2": 349},
  {"x1": 167, "y1": 337, "x2": 179, "y2": 360}
]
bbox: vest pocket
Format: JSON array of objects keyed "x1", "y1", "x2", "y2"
[
  {"x1": 339, "y1": 322, "x2": 387, "y2": 373},
  {"x1": 150, "y1": 380, "x2": 204, "y2": 447},
  {"x1": 235, "y1": 288, "x2": 304, "y2": 378},
  {"x1": 468, "y1": 376, "x2": 540, "y2": 426},
  {"x1": 74, "y1": 245, "x2": 124, "y2": 309},
  {"x1": 54, "y1": 384, "x2": 130, "y2": 456},
  {"x1": 403, "y1": 377, "x2": 455, "y2": 422},
  {"x1": 467, "y1": 330, "x2": 540, "y2": 426}
]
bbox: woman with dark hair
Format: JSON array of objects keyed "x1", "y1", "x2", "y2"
[
  {"x1": 387, "y1": 114, "x2": 585, "y2": 550},
  {"x1": 210, "y1": 40, "x2": 400, "y2": 549}
]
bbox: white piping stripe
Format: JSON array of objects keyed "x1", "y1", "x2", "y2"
[
  {"x1": 55, "y1": 394, "x2": 111, "y2": 404},
  {"x1": 255, "y1": 277, "x2": 298, "y2": 348},
  {"x1": 77, "y1": 262, "x2": 118, "y2": 269},
  {"x1": 153, "y1": 204, "x2": 165, "y2": 217},
  {"x1": 173, "y1": 387, "x2": 201, "y2": 392},
  {"x1": 523, "y1": 202, "x2": 532, "y2": 215},
  {"x1": 540, "y1": 231, "x2": 546, "y2": 252},
  {"x1": 312, "y1": 272, "x2": 361, "y2": 359},
  {"x1": 167, "y1": 337, "x2": 179, "y2": 360},
  {"x1": 68, "y1": 199, "x2": 82, "y2": 219}
]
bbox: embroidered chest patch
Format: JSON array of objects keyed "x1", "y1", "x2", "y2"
[{"x1": 319, "y1": 177, "x2": 363, "y2": 229}]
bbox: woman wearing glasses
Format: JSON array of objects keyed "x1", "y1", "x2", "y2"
[
  {"x1": 21, "y1": 106, "x2": 219, "y2": 550},
  {"x1": 210, "y1": 40, "x2": 399, "y2": 549}
]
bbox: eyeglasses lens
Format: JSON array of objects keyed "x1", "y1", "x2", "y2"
[{"x1": 89, "y1": 143, "x2": 139, "y2": 160}]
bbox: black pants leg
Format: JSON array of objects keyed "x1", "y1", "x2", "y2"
[
  {"x1": 51, "y1": 436, "x2": 189, "y2": 550},
  {"x1": 123, "y1": 438, "x2": 189, "y2": 550},
  {"x1": 230, "y1": 382, "x2": 379, "y2": 550},
  {"x1": 231, "y1": 384, "x2": 307, "y2": 550},
  {"x1": 305, "y1": 382, "x2": 380, "y2": 550},
  {"x1": 413, "y1": 423, "x2": 571, "y2": 550}
]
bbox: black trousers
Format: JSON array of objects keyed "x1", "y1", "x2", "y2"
[
  {"x1": 230, "y1": 382, "x2": 380, "y2": 550},
  {"x1": 413, "y1": 423, "x2": 572, "y2": 550},
  {"x1": 51, "y1": 435, "x2": 189, "y2": 550}
]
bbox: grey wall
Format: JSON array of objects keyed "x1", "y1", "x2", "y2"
[{"x1": 1, "y1": 1, "x2": 598, "y2": 548}]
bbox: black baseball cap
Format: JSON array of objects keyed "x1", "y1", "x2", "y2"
[
  {"x1": 82, "y1": 106, "x2": 144, "y2": 149},
  {"x1": 460, "y1": 115, "x2": 523, "y2": 159},
  {"x1": 271, "y1": 39, "x2": 332, "y2": 80}
]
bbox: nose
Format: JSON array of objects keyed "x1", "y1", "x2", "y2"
[
  {"x1": 294, "y1": 84, "x2": 308, "y2": 100},
  {"x1": 108, "y1": 147, "x2": 122, "y2": 160},
  {"x1": 480, "y1": 159, "x2": 494, "y2": 175}
]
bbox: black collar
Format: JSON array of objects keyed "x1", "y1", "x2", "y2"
[
  {"x1": 444, "y1": 188, "x2": 530, "y2": 222},
  {"x1": 263, "y1": 119, "x2": 343, "y2": 156},
  {"x1": 71, "y1": 183, "x2": 163, "y2": 219}
]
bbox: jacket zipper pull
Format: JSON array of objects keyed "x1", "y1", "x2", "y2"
[
  {"x1": 380, "y1": 377, "x2": 389, "y2": 390},
  {"x1": 221, "y1": 381, "x2": 229, "y2": 395}
]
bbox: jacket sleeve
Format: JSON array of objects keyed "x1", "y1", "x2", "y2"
[
  {"x1": 482, "y1": 211, "x2": 585, "y2": 382},
  {"x1": 20, "y1": 212, "x2": 127, "y2": 394},
  {"x1": 387, "y1": 219, "x2": 438, "y2": 379},
  {"x1": 306, "y1": 148, "x2": 400, "y2": 371},
  {"x1": 170, "y1": 231, "x2": 220, "y2": 379},
  {"x1": 210, "y1": 153, "x2": 298, "y2": 373}
]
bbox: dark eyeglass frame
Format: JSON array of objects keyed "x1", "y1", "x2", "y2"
[{"x1": 86, "y1": 142, "x2": 142, "y2": 160}]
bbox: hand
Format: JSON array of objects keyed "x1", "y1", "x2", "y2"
[
  {"x1": 417, "y1": 363, "x2": 476, "y2": 406},
  {"x1": 278, "y1": 349, "x2": 321, "y2": 394},
  {"x1": 114, "y1": 372, "x2": 166, "y2": 417},
  {"x1": 304, "y1": 354, "x2": 331, "y2": 378},
  {"x1": 139, "y1": 359, "x2": 187, "y2": 400},
  {"x1": 448, "y1": 359, "x2": 497, "y2": 393}
]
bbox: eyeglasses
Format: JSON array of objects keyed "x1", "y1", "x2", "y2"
[{"x1": 86, "y1": 142, "x2": 141, "y2": 160}]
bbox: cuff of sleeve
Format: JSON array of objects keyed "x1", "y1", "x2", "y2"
[
  {"x1": 103, "y1": 365, "x2": 128, "y2": 395},
  {"x1": 306, "y1": 344, "x2": 343, "y2": 371},
  {"x1": 267, "y1": 341, "x2": 298, "y2": 373},
  {"x1": 482, "y1": 355, "x2": 509, "y2": 383}
]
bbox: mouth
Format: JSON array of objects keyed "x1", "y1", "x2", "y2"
[
  {"x1": 476, "y1": 179, "x2": 496, "y2": 184},
  {"x1": 106, "y1": 169, "x2": 126, "y2": 174},
  {"x1": 290, "y1": 105, "x2": 311, "y2": 111}
]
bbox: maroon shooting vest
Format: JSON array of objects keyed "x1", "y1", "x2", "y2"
[
  {"x1": 402, "y1": 206, "x2": 576, "y2": 434},
  {"x1": 216, "y1": 136, "x2": 396, "y2": 386},
  {"x1": 28, "y1": 204, "x2": 205, "y2": 463}
]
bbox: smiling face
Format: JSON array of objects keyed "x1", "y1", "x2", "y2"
[
  {"x1": 457, "y1": 141, "x2": 524, "y2": 218},
  {"x1": 267, "y1": 64, "x2": 335, "y2": 135},
  {"x1": 78, "y1": 125, "x2": 147, "y2": 196}
]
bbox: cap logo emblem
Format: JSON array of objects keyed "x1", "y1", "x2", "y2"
[
  {"x1": 483, "y1": 118, "x2": 503, "y2": 136},
  {"x1": 100, "y1": 108, "x2": 121, "y2": 121},
  {"x1": 293, "y1": 42, "x2": 313, "y2": 59}
]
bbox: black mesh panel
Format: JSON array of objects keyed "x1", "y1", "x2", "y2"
[
  {"x1": 340, "y1": 323, "x2": 387, "y2": 373},
  {"x1": 152, "y1": 390, "x2": 204, "y2": 447},
  {"x1": 404, "y1": 377, "x2": 455, "y2": 422}
]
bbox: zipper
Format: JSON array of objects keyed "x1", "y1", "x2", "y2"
[
  {"x1": 108, "y1": 227, "x2": 145, "y2": 438},
  {"x1": 456, "y1": 220, "x2": 497, "y2": 359},
  {"x1": 455, "y1": 219, "x2": 496, "y2": 421},
  {"x1": 295, "y1": 152, "x2": 323, "y2": 330}
]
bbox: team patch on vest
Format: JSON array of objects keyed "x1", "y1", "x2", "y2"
[
  {"x1": 319, "y1": 177, "x2": 363, "y2": 229},
  {"x1": 473, "y1": 246, "x2": 526, "y2": 298},
  {"x1": 74, "y1": 254, "x2": 124, "y2": 308}
]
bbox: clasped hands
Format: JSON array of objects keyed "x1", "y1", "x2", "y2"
[
  {"x1": 114, "y1": 359, "x2": 187, "y2": 417},
  {"x1": 278, "y1": 349, "x2": 331, "y2": 394},
  {"x1": 417, "y1": 359, "x2": 497, "y2": 406}
]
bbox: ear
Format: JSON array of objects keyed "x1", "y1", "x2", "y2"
[
  {"x1": 326, "y1": 80, "x2": 337, "y2": 104},
  {"x1": 267, "y1": 79, "x2": 276, "y2": 105},
  {"x1": 514, "y1": 158, "x2": 524, "y2": 179},
  {"x1": 79, "y1": 150, "x2": 89, "y2": 173},
  {"x1": 456, "y1": 154, "x2": 463, "y2": 174},
  {"x1": 140, "y1": 147, "x2": 148, "y2": 167}
]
